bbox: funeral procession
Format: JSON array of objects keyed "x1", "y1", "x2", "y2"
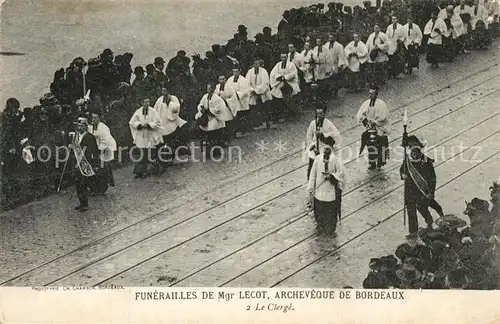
[{"x1": 2, "y1": 0, "x2": 500, "y2": 290}]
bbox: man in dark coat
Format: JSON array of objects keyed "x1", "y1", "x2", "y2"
[
  {"x1": 70, "y1": 117, "x2": 100, "y2": 211},
  {"x1": 400, "y1": 135, "x2": 444, "y2": 238}
]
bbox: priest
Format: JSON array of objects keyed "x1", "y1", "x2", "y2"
[
  {"x1": 270, "y1": 51, "x2": 301, "y2": 121},
  {"x1": 245, "y1": 58, "x2": 274, "y2": 130},
  {"x1": 129, "y1": 97, "x2": 163, "y2": 179},
  {"x1": 356, "y1": 85, "x2": 391, "y2": 170},
  {"x1": 344, "y1": 33, "x2": 368, "y2": 92},
  {"x1": 402, "y1": 16, "x2": 423, "y2": 74},
  {"x1": 324, "y1": 33, "x2": 347, "y2": 98},
  {"x1": 221, "y1": 66, "x2": 251, "y2": 138}
]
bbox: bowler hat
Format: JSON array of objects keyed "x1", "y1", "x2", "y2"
[{"x1": 154, "y1": 57, "x2": 165, "y2": 64}]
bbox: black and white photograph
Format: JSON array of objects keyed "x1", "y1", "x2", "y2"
[{"x1": 1, "y1": 0, "x2": 500, "y2": 294}]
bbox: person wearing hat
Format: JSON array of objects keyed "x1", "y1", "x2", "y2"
[
  {"x1": 195, "y1": 83, "x2": 231, "y2": 159},
  {"x1": 366, "y1": 24, "x2": 390, "y2": 85},
  {"x1": 344, "y1": 33, "x2": 369, "y2": 92},
  {"x1": 166, "y1": 50, "x2": 190, "y2": 81},
  {"x1": 400, "y1": 134, "x2": 443, "y2": 238},
  {"x1": 305, "y1": 103, "x2": 342, "y2": 180},
  {"x1": 70, "y1": 117, "x2": 100, "y2": 211},
  {"x1": 129, "y1": 97, "x2": 163, "y2": 179},
  {"x1": 153, "y1": 57, "x2": 167, "y2": 87},
  {"x1": 395, "y1": 263, "x2": 423, "y2": 288},
  {"x1": 356, "y1": 85, "x2": 391, "y2": 169},
  {"x1": 278, "y1": 10, "x2": 291, "y2": 35},
  {"x1": 154, "y1": 87, "x2": 188, "y2": 166},
  {"x1": 90, "y1": 112, "x2": 117, "y2": 190},
  {"x1": 307, "y1": 139, "x2": 346, "y2": 236},
  {"x1": 270, "y1": 51, "x2": 301, "y2": 121},
  {"x1": 424, "y1": 8, "x2": 448, "y2": 68},
  {"x1": 245, "y1": 58, "x2": 274, "y2": 130},
  {"x1": 131, "y1": 66, "x2": 148, "y2": 107},
  {"x1": 67, "y1": 57, "x2": 87, "y2": 102}
]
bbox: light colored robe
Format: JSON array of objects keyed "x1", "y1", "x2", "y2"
[
  {"x1": 91, "y1": 122, "x2": 117, "y2": 162},
  {"x1": 270, "y1": 61, "x2": 300, "y2": 98},
  {"x1": 366, "y1": 32, "x2": 390, "y2": 63},
  {"x1": 344, "y1": 40, "x2": 368, "y2": 72},
  {"x1": 129, "y1": 107, "x2": 163, "y2": 148},
  {"x1": 305, "y1": 118, "x2": 343, "y2": 160},
  {"x1": 311, "y1": 45, "x2": 330, "y2": 80},
  {"x1": 287, "y1": 51, "x2": 305, "y2": 72},
  {"x1": 454, "y1": 4, "x2": 473, "y2": 34},
  {"x1": 300, "y1": 49, "x2": 315, "y2": 83},
  {"x1": 402, "y1": 23, "x2": 423, "y2": 47},
  {"x1": 245, "y1": 67, "x2": 273, "y2": 105},
  {"x1": 195, "y1": 93, "x2": 228, "y2": 131},
  {"x1": 471, "y1": 4, "x2": 490, "y2": 29},
  {"x1": 324, "y1": 41, "x2": 347, "y2": 74},
  {"x1": 445, "y1": 14, "x2": 465, "y2": 39},
  {"x1": 220, "y1": 75, "x2": 250, "y2": 114},
  {"x1": 385, "y1": 23, "x2": 406, "y2": 55},
  {"x1": 356, "y1": 99, "x2": 391, "y2": 136},
  {"x1": 307, "y1": 152, "x2": 347, "y2": 202},
  {"x1": 424, "y1": 18, "x2": 448, "y2": 45},
  {"x1": 154, "y1": 95, "x2": 185, "y2": 136}
]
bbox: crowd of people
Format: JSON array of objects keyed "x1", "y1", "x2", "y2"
[
  {"x1": 362, "y1": 181, "x2": 500, "y2": 289},
  {"x1": 2, "y1": 0, "x2": 500, "y2": 209}
]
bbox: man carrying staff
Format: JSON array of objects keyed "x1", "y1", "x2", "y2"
[
  {"x1": 129, "y1": 98, "x2": 163, "y2": 179},
  {"x1": 90, "y1": 112, "x2": 116, "y2": 192},
  {"x1": 70, "y1": 117, "x2": 100, "y2": 211},
  {"x1": 356, "y1": 84, "x2": 391, "y2": 170},
  {"x1": 307, "y1": 139, "x2": 347, "y2": 236},
  {"x1": 400, "y1": 135, "x2": 444, "y2": 239},
  {"x1": 305, "y1": 103, "x2": 342, "y2": 180}
]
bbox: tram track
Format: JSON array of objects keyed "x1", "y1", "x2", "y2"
[
  {"x1": 215, "y1": 134, "x2": 500, "y2": 287},
  {"x1": 1, "y1": 67, "x2": 498, "y2": 286},
  {"x1": 47, "y1": 92, "x2": 500, "y2": 287}
]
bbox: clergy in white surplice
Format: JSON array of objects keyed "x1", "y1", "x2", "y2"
[
  {"x1": 305, "y1": 103, "x2": 343, "y2": 181},
  {"x1": 300, "y1": 42, "x2": 316, "y2": 85},
  {"x1": 424, "y1": 10, "x2": 447, "y2": 67},
  {"x1": 402, "y1": 17, "x2": 423, "y2": 73},
  {"x1": 324, "y1": 33, "x2": 347, "y2": 98},
  {"x1": 366, "y1": 24, "x2": 390, "y2": 85},
  {"x1": 90, "y1": 112, "x2": 117, "y2": 188},
  {"x1": 454, "y1": 0, "x2": 473, "y2": 35},
  {"x1": 443, "y1": 7, "x2": 465, "y2": 61},
  {"x1": 129, "y1": 98, "x2": 163, "y2": 178},
  {"x1": 311, "y1": 37, "x2": 330, "y2": 82},
  {"x1": 471, "y1": 0, "x2": 491, "y2": 49},
  {"x1": 270, "y1": 53, "x2": 300, "y2": 99},
  {"x1": 356, "y1": 85, "x2": 391, "y2": 170},
  {"x1": 385, "y1": 16, "x2": 406, "y2": 78},
  {"x1": 195, "y1": 84, "x2": 232, "y2": 158},
  {"x1": 471, "y1": 0, "x2": 490, "y2": 29},
  {"x1": 245, "y1": 58, "x2": 274, "y2": 130},
  {"x1": 344, "y1": 33, "x2": 368, "y2": 92},
  {"x1": 287, "y1": 43, "x2": 306, "y2": 78}
]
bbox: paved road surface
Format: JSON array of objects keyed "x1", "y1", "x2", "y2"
[{"x1": 1, "y1": 41, "x2": 499, "y2": 287}]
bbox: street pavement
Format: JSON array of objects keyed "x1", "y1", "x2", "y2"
[{"x1": 1, "y1": 43, "x2": 499, "y2": 287}]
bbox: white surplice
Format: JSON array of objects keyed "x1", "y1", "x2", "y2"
[
  {"x1": 300, "y1": 49, "x2": 316, "y2": 83},
  {"x1": 245, "y1": 67, "x2": 273, "y2": 105},
  {"x1": 221, "y1": 75, "x2": 251, "y2": 115},
  {"x1": 195, "y1": 93, "x2": 229, "y2": 131},
  {"x1": 311, "y1": 45, "x2": 330, "y2": 80},
  {"x1": 385, "y1": 23, "x2": 406, "y2": 55},
  {"x1": 366, "y1": 32, "x2": 390, "y2": 63},
  {"x1": 270, "y1": 60, "x2": 300, "y2": 98},
  {"x1": 307, "y1": 152, "x2": 347, "y2": 202},
  {"x1": 305, "y1": 118, "x2": 343, "y2": 160},
  {"x1": 129, "y1": 106, "x2": 163, "y2": 148},
  {"x1": 323, "y1": 41, "x2": 347, "y2": 75},
  {"x1": 356, "y1": 99, "x2": 391, "y2": 136},
  {"x1": 424, "y1": 18, "x2": 448, "y2": 45},
  {"x1": 471, "y1": 4, "x2": 490, "y2": 29},
  {"x1": 344, "y1": 40, "x2": 368, "y2": 72},
  {"x1": 153, "y1": 94, "x2": 186, "y2": 136},
  {"x1": 454, "y1": 4, "x2": 474, "y2": 33},
  {"x1": 91, "y1": 122, "x2": 117, "y2": 162},
  {"x1": 402, "y1": 23, "x2": 423, "y2": 47}
]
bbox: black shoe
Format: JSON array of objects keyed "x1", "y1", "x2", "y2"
[
  {"x1": 75, "y1": 204, "x2": 88, "y2": 211},
  {"x1": 368, "y1": 164, "x2": 377, "y2": 170}
]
